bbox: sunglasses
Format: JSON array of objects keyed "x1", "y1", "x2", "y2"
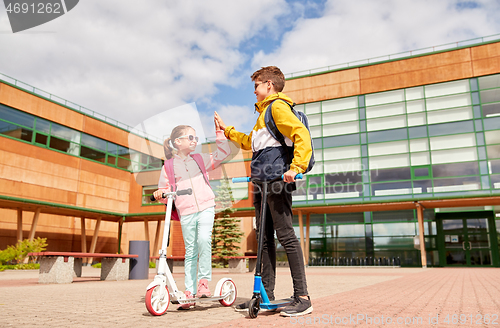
[
  {"x1": 177, "y1": 135, "x2": 199, "y2": 142},
  {"x1": 254, "y1": 80, "x2": 270, "y2": 90}
]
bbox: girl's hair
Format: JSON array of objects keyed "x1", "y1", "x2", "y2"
[{"x1": 163, "y1": 125, "x2": 192, "y2": 160}]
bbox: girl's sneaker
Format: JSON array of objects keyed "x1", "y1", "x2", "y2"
[
  {"x1": 280, "y1": 296, "x2": 313, "y2": 317},
  {"x1": 197, "y1": 279, "x2": 211, "y2": 298},
  {"x1": 177, "y1": 291, "x2": 195, "y2": 310}
]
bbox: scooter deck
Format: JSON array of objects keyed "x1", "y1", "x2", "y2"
[
  {"x1": 259, "y1": 298, "x2": 294, "y2": 310},
  {"x1": 173, "y1": 293, "x2": 231, "y2": 304}
]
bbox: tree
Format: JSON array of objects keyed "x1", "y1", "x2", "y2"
[{"x1": 212, "y1": 178, "x2": 244, "y2": 267}]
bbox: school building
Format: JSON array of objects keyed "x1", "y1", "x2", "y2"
[{"x1": 1, "y1": 35, "x2": 500, "y2": 267}]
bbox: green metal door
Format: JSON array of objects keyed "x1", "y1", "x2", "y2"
[{"x1": 437, "y1": 212, "x2": 499, "y2": 267}]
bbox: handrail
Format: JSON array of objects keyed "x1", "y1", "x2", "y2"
[{"x1": 285, "y1": 33, "x2": 500, "y2": 79}]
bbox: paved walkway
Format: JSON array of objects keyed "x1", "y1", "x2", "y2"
[{"x1": 1, "y1": 266, "x2": 499, "y2": 327}]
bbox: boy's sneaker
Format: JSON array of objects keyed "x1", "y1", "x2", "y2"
[
  {"x1": 280, "y1": 296, "x2": 313, "y2": 317},
  {"x1": 177, "y1": 291, "x2": 195, "y2": 310},
  {"x1": 197, "y1": 279, "x2": 211, "y2": 298}
]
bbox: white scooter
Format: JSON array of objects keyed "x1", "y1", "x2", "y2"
[{"x1": 145, "y1": 188, "x2": 237, "y2": 316}]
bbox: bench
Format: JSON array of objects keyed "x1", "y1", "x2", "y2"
[
  {"x1": 150, "y1": 255, "x2": 257, "y2": 273},
  {"x1": 150, "y1": 255, "x2": 185, "y2": 273},
  {"x1": 28, "y1": 252, "x2": 138, "y2": 284},
  {"x1": 227, "y1": 255, "x2": 257, "y2": 273}
]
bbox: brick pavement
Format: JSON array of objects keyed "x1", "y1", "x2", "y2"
[{"x1": 0, "y1": 267, "x2": 499, "y2": 328}]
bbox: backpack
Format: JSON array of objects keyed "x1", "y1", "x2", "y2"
[
  {"x1": 163, "y1": 153, "x2": 210, "y2": 221},
  {"x1": 264, "y1": 99, "x2": 315, "y2": 174}
]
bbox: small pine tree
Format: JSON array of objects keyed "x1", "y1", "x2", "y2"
[{"x1": 212, "y1": 178, "x2": 244, "y2": 267}]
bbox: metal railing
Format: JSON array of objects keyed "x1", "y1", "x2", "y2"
[
  {"x1": 0, "y1": 73, "x2": 163, "y2": 144},
  {"x1": 285, "y1": 33, "x2": 500, "y2": 79}
]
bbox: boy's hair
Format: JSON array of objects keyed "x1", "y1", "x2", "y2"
[
  {"x1": 251, "y1": 66, "x2": 285, "y2": 92},
  {"x1": 163, "y1": 125, "x2": 192, "y2": 160}
]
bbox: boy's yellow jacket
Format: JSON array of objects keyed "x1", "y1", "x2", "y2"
[{"x1": 224, "y1": 92, "x2": 312, "y2": 179}]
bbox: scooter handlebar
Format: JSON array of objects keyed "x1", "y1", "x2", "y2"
[
  {"x1": 231, "y1": 173, "x2": 303, "y2": 184},
  {"x1": 149, "y1": 188, "x2": 193, "y2": 201}
]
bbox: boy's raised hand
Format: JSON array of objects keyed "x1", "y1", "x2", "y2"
[{"x1": 214, "y1": 111, "x2": 226, "y2": 131}]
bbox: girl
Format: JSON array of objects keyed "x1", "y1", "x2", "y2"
[{"x1": 153, "y1": 117, "x2": 230, "y2": 310}]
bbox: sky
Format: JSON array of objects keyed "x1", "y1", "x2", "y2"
[{"x1": 1, "y1": 0, "x2": 500, "y2": 142}]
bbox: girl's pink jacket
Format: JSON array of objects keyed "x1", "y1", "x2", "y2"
[{"x1": 157, "y1": 130, "x2": 231, "y2": 216}]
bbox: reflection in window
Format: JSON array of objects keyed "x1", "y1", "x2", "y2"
[
  {"x1": 432, "y1": 162, "x2": 479, "y2": 177},
  {"x1": 80, "y1": 145, "x2": 106, "y2": 163},
  {"x1": 0, "y1": 121, "x2": 32, "y2": 142},
  {"x1": 431, "y1": 176, "x2": 481, "y2": 192},
  {"x1": 373, "y1": 210, "x2": 415, "y2": 222},
  {"x1": 371, "y1": 167, "x2": 411, "y2": 182},
  {"x1": 372, "y1": 181, "x2": 413, "y2": 196},
  {"x1": 326, "y1": 213, "x2": 364, "y2": 224},
  {"x1": 372, "y1": 222, "x2": 416, "y2": 236},
  {"x1": 0, "y1": 104, "x2": 34, "y2": 128},
  {"x1": 325, "y1": 171, "x2": 362, "y2": 185}
]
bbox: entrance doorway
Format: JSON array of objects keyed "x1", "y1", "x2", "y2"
[{"x1": 437, "y1": 211, "x2": 499, "y2": 267}]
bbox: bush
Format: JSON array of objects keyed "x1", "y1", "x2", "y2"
[
  {"x1": 92, "y1": 263, "x2": 101, "y2": 268},
  {"x1": 149, "y1": 261, "x2": 156, "y2": 268},
  {"x1": 0, "y1": 238, "x2": 48, "y2": 265}
]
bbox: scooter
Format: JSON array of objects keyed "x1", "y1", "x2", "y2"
[
  {"x1": 232, "y1": 173, "x2": 303, "y2": 318},
  {"x1": 145, "y1": 188, "x2": 237, "y2": 316}
]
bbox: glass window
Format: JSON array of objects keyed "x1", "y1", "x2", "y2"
[
  {"x1": 429, "y1": 133, "x2": 475, "y2": 150},
  {"x1": 34, "y1": 118, "x2": 50, "y2": 134},
  {"x1": 0, "y1": 104, "x2": 34, "y2": 128},
  {"x1": 491, "y1": 174, "x2": 500, "y2": 188},
  {"x1": 431, "y1": 147, "x2": 477, "y2": 164},
  {"x1": 50, "y1": 136, "x2": 72, "y2": 153},
  {"x1": 373, "y1": 210, "x2": 415, "y2": 222},
  {"x1": 432, "y1": 162, "x2": 479, "y2": 177},
  {"x1": 323, "y1": 145, "x2": 360, "y2": 161},
  {"x1": 324, "y1": 159, "x2": 362, "y2": 174},
  {"x1": 424, "y1": 80, "x2": 470, "y2": 98},
  {"x1": 312, "y1": 138, "x2": 322, "y2": 150},
  {"x1": 478, "y1": 74, "x2": 500, "y2": 89},
  {"x1": 371, "y1": 167, "x2": 411, "y2": 182},
  {"x1": 326, "y1": 213, "x2": 364, "y2": 224},
  {"x1": 34, "y1": 133, "x2": 48, "y2": 145},
  {"x1": 408, "y1": 126, "x2": 427, "y2": 139},
  {"x1": 367, "y1": 115, "x2": 406, "y2": 131},
  {"x1": 480, "y1": 89, "x2": 500, "y2": 104},
  {"x1": 426, "y1": 107, "x2": 473, "y2": 124},
  {"x1": 369, "y1": 153, "x2": 410, "y2": 170},
  {"x1": 325, "y1": 224, "x2": 365, "y2": 237},
  {"x1": 0, "y1": 121, "x2": 32, "y2": 142},
  {"x1": 325, "y1": 182, "x2": 362, "y2": 198},
  {"x1": 365, "y1": 90, "x2": 404, "y2": 107},
  {"x1": 487, "y1": 145, "x2": 500, "y2": 159},
  {"x1": 51, "y1": 123, "x2": 80, "y2": 143},
  {"x1": 426, "y1": 94, "x2": 471, "y2": 111},
  {"x1": 321, "y1": 97, "x2": 357, "y2": 112},
  {"x1": 406, "y1": 99, "x2": 425, "y2": 113},
  {"x1": 305, "y1": 102, "x2": 320, "y2": 114},
  {"x1": 372, "y1": 181, "x2": 413, "y2": 196},
  {"x1": 373, "y1": 222, "x2": 416, "y2": 236},
  {"x1": 408, "y1": 113, "x2": 427, "y2": 127},
  {"x1": 368, "y1": 128, "x2": 407, "y2": 143},
  {"x1": 307, "y1": 114, "x2": 321, "y2": 126},
  {"x1": 411, "y1": 153, "x2": 431, "y2": 166},
  {"x1": 325, "y1": 171, "x2": 362, "y2": 185},
  {"x1": 142, "y1": 185, "x2": 157, "y2": 205},
  {"x1": 431, "y1": 176, "x2": 481, "y2": 193},
  {"x1": 323, "y1": 109, "x2": 358, "y2": 124},
  {"x1": 323, "y1": 133, "x2": 359, "y2": 148},
  {"x1": 413, "y1": 179, "x2": 432, "y2": 193},
  {"x1": 80, "y1": 145, "x2": 106, "y2": 163},
  {"x1": 368, "y1": 140, "x2": 408, "y2": 156},
  {"x1": 81, "y1": 133, "x2": 106, "y2": 152},
  {"x1": 482, "y1": 102, "x2": 500, "y2": 117},
  {"x1": 483, "y1": 117, "x2": 500, "y2": 131},
  {"x1": 322, "y1": 121, "x2": 359, "y2": 136},
  {"x1": 427, "y1": 121, "x2": 474, "y2": 137},
  {"x1": 366, "y1": 102, "x2": 405, "y2": 119},
  {"x1": 373, "y1": 237, "x2": 415, "y2": 248},
  {"x1": 405, "y1": 87, "x2": 424, "y2": 100},
  {"x1": 490, "y1": 159, "x2": 500, "y2": 174}
]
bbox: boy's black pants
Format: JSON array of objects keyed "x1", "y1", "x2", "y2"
[{"x1": 253, "y1": 181, "x2": 309, "y2": 299}]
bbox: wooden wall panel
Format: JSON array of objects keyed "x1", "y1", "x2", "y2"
[
  {"x1": 0, "y1": 84, "x2": 84, "y2": 131},
  {"x1": 284, "y1": 69, "x2": 360, "y2": 104},
  {"x1": 472, "y1": 43, "x2": 500, "y2": 77}
]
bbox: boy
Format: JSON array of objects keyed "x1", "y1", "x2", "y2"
[{"x1": 214, "y1": 66, "x2": 313, "y2": 317}]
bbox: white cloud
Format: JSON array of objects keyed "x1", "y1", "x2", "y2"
[
  {"x1": 0, "y1": 0, "x2": 287, "y2": 127},
  {"x1": 253, "y1": 0, "x2": 500, "y2": 74}
]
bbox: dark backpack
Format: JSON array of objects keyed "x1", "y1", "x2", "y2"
[{"x1": 264, "y1": 100, "x2": 315, "y2": 174}]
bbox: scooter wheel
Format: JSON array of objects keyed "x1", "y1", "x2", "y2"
[
  {"x1": 145, "y1": 285, "x2": 170, "y2": 316},
  {"x1": 248, "y1": 298, "x2": 260, "y2": 319},
  {"x1": 218, "y1": 279, "x2": 237, "y2": 306}
]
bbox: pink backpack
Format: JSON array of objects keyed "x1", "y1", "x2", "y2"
[{"x1": 163, "y1": 153, "x2": 210, "y2": 221}]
